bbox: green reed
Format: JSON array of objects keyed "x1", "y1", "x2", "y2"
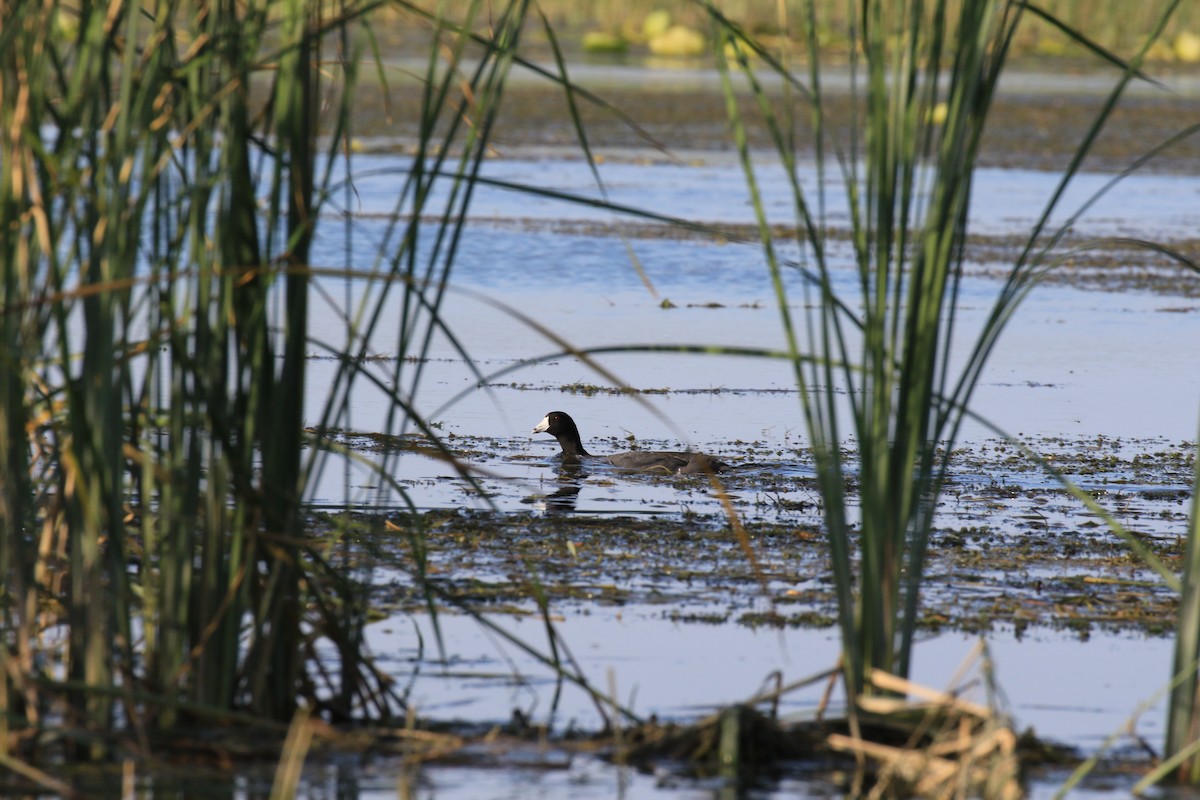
[
  {"x1": 1167, "y1": 435, "x2": 1200, "y2": 779},
  {"x1": 703, "y1": 0, "x2": 1190, "y2": 708},
  {"x1": 0, "y1": 0, "x2": 336, "y2": 754},
  {"x1": 0, "y1": 0, "x2": 601, "y2": 766}
]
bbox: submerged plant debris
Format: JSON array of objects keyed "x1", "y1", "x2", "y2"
[
  {"x1": 613, "y1": 657, "x2": 1033, "y2": 799},
  {"x1": 317, "y1": 431, "x2": 1194, "y2": 640}
]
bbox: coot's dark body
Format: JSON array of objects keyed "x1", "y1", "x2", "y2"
[{"x1": 532, "y1": 411, "x2": 725, "y2": 475}]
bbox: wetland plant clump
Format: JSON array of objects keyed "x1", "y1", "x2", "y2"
[{"x1": 0, "y1": 0, "x2": 551, "y2": 780}]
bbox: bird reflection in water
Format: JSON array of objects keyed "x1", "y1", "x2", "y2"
[{"x1": 525, "y1": 461, "x2": 587, "y2": 513}]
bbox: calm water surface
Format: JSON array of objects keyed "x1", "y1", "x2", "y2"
[{"x1": 303, "y1": 152, "x2": 1200, "y2": 507}]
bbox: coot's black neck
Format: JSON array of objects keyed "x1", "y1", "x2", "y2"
[{"x1": 556, "y1": 426, "x2": 591, "y2": 459}]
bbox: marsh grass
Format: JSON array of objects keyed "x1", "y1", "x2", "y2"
[
  {"x1": 701, "y1": 0, "x2": 1195, "y2": 735},
  {"x1": 0, "y1": 0, "x2": 379, "y2": 757},
  {"x1": 0, "y1": 0, "x2": 638, "y2": 771}
]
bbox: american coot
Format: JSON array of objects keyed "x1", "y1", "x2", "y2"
[{"x1": 532, "y1": 410, "x2": 725, "y2": 475}]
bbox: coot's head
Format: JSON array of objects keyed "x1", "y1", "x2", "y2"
[
  {"x1": 532, "y1": 411, "x2": 590, "y2": 458},
  {"x1": 532, "y1": 410, "x2": 577, "y2": 437}
]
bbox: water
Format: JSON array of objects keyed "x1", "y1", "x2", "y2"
[
  {"x1": 262, "y1": 133, "x2": 1200, "y2": 798},
  {"x1": 304, "y1": 615, "x2": 1166, "y2": 799},
  {"x1": 375, "y1": 611, "x2": 1170, "y2": 745},
  {"x1": 301, "y1": 152, "x2": 1200, "y2": 510},
  {"x1": 323, "y1": 150, "x2": 1200, "y2": 240}
]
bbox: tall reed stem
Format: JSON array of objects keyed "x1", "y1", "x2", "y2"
[{"x1": 706, "y1": 0, "x2": 1188, "y2": 707}]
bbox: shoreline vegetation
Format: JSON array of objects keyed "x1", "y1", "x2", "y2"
[{"x1": 380, "y1": 1, "x2": 1200, "y2": 67}]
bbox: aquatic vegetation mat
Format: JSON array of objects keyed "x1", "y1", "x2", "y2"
[{"x1": 321, "y1": 432, "x2": 1193, "y2": 638}]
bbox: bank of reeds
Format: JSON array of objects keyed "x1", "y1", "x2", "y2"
[
  {"x1": 398, "y1": 0, "x2": 1200, "y2": 63},
  {"x1": 702, "y1": 0, "x2": 1195, "y2": 765},
  {"x1": 0, "y1": 0, "x2": 554, "y2": 767},
  {"x1": 0, "y1": 0, "x2": 352, "y2": 758}
]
